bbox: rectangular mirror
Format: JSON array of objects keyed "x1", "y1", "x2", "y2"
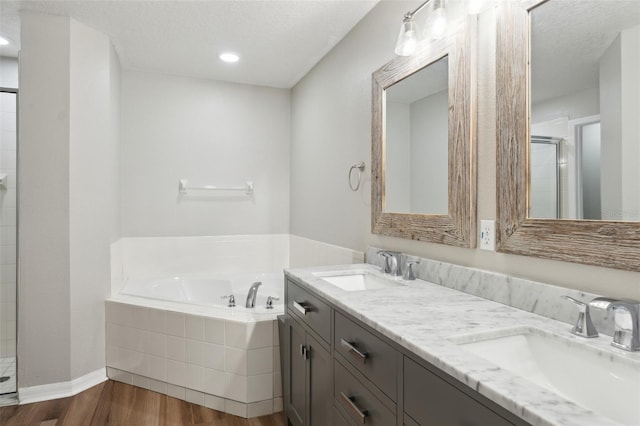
[
  {"x1": 385, "y1": 56, "x2": 449, "y2": 215},
  {"x1": 529, "y1": 0, "x2": 640, "y2": 221},
  {"x1": 496, "y1": 0, "x2": 640, "y2": 271},
  {"x1": 372, "y1": 17, "x2": 476, "y2": 247}
]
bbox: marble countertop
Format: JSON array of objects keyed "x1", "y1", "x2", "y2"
[{"x1": 285, "y1": 264, "x2": 640, "y2": 426}]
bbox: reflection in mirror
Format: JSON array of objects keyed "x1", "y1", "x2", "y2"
[
  {"x1": 385, "y1": 56, "x2": 448, "y2": 215},
  {"x1": 529, "y1": 0, "x2": 640, "y2": 221}
]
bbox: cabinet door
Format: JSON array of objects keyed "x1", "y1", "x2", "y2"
[
  {"x1": 404, "y1": 357, "x2": 515, "y2": 426},
  {"x1": 287, "y1": 319, "x2": 306, "y2": 426},
  {"x1": 308, "y1": 334, "x2": 332, "y2": 426}
]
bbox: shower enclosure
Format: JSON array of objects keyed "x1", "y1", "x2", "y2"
[
  {"x1": 529, "y1": 136, "x2": 562, "y2": 219},
  {"x1": 0, "y1": 88, "x2": 17, "y2": 397}
]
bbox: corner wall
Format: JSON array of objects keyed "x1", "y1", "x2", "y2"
[
  {"x1": 19, "y1": 12, "x2": 121, "y2": 388},
  {"x1": 290, "y1": 1, "x2": 640, "y2": 299}
]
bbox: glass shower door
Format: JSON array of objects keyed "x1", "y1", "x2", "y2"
[{"x1": 0, "y1": 89, "x2": 17, "y2": 395}]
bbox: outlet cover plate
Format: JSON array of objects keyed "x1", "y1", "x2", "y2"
[{"x1": 480, "y1": 220, "x2": 495, "y2": 251}]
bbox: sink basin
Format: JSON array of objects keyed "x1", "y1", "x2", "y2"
[
  {"x1": 314, "y1": 271, "x2": 402, "y2": 292},
  {"x1": 456, "y1": 327, "x2": 640, "y2": 426}
]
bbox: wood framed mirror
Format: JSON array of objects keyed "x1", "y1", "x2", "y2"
[
  {"x1": 372, "y1": 17, "x2": 477, "y2": 247},
  {"x1": 496, "y1": 0, "x2": 640, "y2": 271}
]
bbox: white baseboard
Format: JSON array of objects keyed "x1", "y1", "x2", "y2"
[{"x1": 18, "y1": 367, "x2": 107, "y2": 404}]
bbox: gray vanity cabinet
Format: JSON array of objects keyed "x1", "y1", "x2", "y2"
[
  {"x1": 284, "y1": 277, "x2": 532, "y2": 426},
  {"x1": 404, "y1": 356, "x2": 521, "y2": 426},
  {"x1": 284, "y1": 281, "x2": 332, "y2": 426}
]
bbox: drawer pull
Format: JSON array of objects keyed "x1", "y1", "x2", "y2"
[
  {"x1": 293, "y1": 301, "x2": 309, "y2": 315},
  {"x1": 340, "y1": 392, "x2": 368, "y2": 424},
  {"x1": 341, "y1": 339, "x2": 368, "y2": 364}
]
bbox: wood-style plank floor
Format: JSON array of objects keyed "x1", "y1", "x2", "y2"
[{"x1": 0, "y1": 381, "x2": 285, "y2": 425}]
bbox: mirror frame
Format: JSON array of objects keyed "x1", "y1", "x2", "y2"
[
  {"x1": 372, "y1": 17, "x2": 477, "y2": 247},
  {"x1": 496, "y1": 0, "x2": 640, "y2": 272}
]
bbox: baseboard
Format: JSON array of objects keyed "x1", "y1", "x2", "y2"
[{"x1": 18, "y1": 367, "x2": 107, "y2": 404}]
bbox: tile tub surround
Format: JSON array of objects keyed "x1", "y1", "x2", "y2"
[
  {"x1": 105, "y1": 301, "x2": 282, "y2": 418},
  {"x1": 285, "y1": 264, "x2": 640, "y2": 426},
  {"x1": 365, "y1": 247, "x2": 615, "y2": 336}
]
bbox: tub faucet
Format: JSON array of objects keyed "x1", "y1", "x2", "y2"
[
  {"x1": 245, "y1": 281, "x2": 262, "y2": 308},
  {"x1": 589, "y1": 297, "x2": 640, "y2": 351}
]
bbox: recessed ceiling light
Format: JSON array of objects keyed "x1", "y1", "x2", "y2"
[
  {"x1": 219, "y1": 52, "x2": 239, "y2": 63},
  {"x1": 0, "y1": 37, "x2": 8, "y2": 46}
]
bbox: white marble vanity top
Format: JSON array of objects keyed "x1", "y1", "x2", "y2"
[{"x1": 284, "y1": 264, "x2": 640, "y2": 426}]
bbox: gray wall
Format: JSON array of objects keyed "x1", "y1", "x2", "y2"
[
  {"x1": 290, "y1": 1, "x2": 640, "y2": 300},
  {"x1": 120, "y1": 71, "x2": 291, "y2": 237},
  {"x1": 19, "y1": 12, "x2": 121, "y2": 387}
]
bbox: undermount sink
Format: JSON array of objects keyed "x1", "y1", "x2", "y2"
[
  {"x1": 455, "y1": 327, "x2": 640, "y2": 426},
  {"x1": 314, "y1": 271, "x2": 403, "y2": 292}
]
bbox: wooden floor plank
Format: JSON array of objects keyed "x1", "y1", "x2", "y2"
[{"x1": 0, "y1": 381, "x2": 284, "y2": 426}]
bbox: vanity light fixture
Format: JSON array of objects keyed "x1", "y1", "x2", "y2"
[
  {"x1": 395, "y1": 0, "x2": 447, "y2": 56},
  {"x1": 219, "y1": 52, "x2": 239, "y2": 63},
  {"x1": 0, "y1": 37, "x2": 8, "y2": 46}
]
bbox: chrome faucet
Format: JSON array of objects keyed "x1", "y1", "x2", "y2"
[
  {"x1": 562, "y1": 295, "x2": 598, "y2": 338},
  {"x1": 589, "y1": 297, "x2": 640, "y2": 351},
  {"x1": 377, "y1": 250, "x2": 402, "y2": 276},
  {"x1": 404, "y1": 260, "x2": 420, "y2": 280},
  {"x1": 245, "y1": 281, "x2": 262, "y2": 308}
]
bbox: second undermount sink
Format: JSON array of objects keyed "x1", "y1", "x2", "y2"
[
  {"x1": 455, "y1": 327, "x2": 640, "y2": 426},
  {"x1": 314, "y1": 271, "x2": 403, "y2": 292}
]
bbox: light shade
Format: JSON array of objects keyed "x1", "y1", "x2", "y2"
[
  {"x1": 395, "y1": 16, "x2": 418, "y2": 56},
  {"x1": 0, "y1": 37, "x2": 8, "y2": 46},
  {"x1": 425, "y1": 0, "x2": 447, "y2": 40}
]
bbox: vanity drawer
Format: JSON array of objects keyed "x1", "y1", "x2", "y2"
[
  {"x1": 334, "y1": 360, "x2": 395, "y2": 426},
  {"x1": 404, "y1": 356, "x2": 516, "y2": 426},
  {"x1": 287, "y1": 280, "x2": 331, "y2": 343},
  {"x1": 334, "y1": 311, "x2": 397, "y2": 400}
]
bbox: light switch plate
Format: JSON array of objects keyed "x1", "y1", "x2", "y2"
[{"x1": 480, "y1": 220, "x2": 495, "y2": 251}]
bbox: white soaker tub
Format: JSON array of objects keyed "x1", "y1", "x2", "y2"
[
  {"x1": 106, "y1": 271, "x2": 284, "y2": 418},
  {"x1": 120, "y1": 272, "x2": 284, "y2": 314}
]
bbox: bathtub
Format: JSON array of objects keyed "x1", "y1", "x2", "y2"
[
  {"x1": 120, "y1": 272, "x2": 284, "y2": 315},
  {"x1": 107, "y1": 270, "x2": 284, "y2": 417}
]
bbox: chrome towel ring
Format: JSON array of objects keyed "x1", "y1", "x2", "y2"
[{"x1": 348, "y1": 161, "x2": 365, "y2": 191}]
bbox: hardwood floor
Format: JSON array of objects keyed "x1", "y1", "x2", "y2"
[{"x1": 0, "y1": 381, "x2": 286, "y2": 425}]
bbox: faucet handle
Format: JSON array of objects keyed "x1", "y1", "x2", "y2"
[
  {"x1": 403, "y1": 260, "x2": 420, "y2": 280},
  {"x1": 221, "y1": 294, "x2": 236, "y2": 307},
  {"x1": 562, "y1": 295, "x2": 598, "y2": 338},
  {"x1": 266, "y1": 296, "x2": 280, "y2": 309}
]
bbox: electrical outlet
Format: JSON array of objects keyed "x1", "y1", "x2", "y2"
[{"x1": 480, "y1": 220, "x2": 495, "y2": 251}]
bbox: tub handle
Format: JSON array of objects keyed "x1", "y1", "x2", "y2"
[
  {"x1": 221, "y1": 294, "x2": 236, "y2": 307},
  {"x1": 266, "y1": 296, "x2": 280, "y2": 309}
]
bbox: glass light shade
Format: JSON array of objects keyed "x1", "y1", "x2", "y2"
[
  {"x1": 394, "y1": 17, "x2": 418, "y2": 56},
  {"x1": 468, "y1": 0, "x2": 484, "y2": 14},
  {"x1": 425, "y1": 2, "x2": 447, "y2": 40}
]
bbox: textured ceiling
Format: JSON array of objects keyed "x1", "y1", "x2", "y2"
[
  {"x1": 531, "y1": 0, "x2": 640, "y2": 104},
  {"x1": 0, "y1": 0, "x2": 379, "y2": 88}
]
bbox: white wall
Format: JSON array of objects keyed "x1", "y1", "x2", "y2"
[
  {"x1": 0, "y1": 57, "x2": 18, "y2": 89},
  {"x1": 19, "y1": 12, "x2": 121, "y2": 387},
  {"x1": 385, "y1": 101, "x2": 411, "y2": 212},
  {"x1": 121, "y1": 72, "x2": 290, "y2": 237},
  {"x1": 19, "y1": 12, "x2": 72, "y2": 387},
  {"x1": 68, "y1": 19, "x2": 120, "y2": 379},
  {"x1": 290, "y1": 1, "x2": 640, "y2": 300},
  {"x1": 599, "y1": 35, "x2": 623, "y2": 220},
  {"x1": 410, "y1": 89, "x2": 448, "y2": 214},
  {"x1": 621, "y1": 25, "x2": 640, "y2": 221}
]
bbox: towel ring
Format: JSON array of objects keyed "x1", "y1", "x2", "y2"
[{"x1": 348, "y1": 161, "x2": 365, "y2": 191}]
